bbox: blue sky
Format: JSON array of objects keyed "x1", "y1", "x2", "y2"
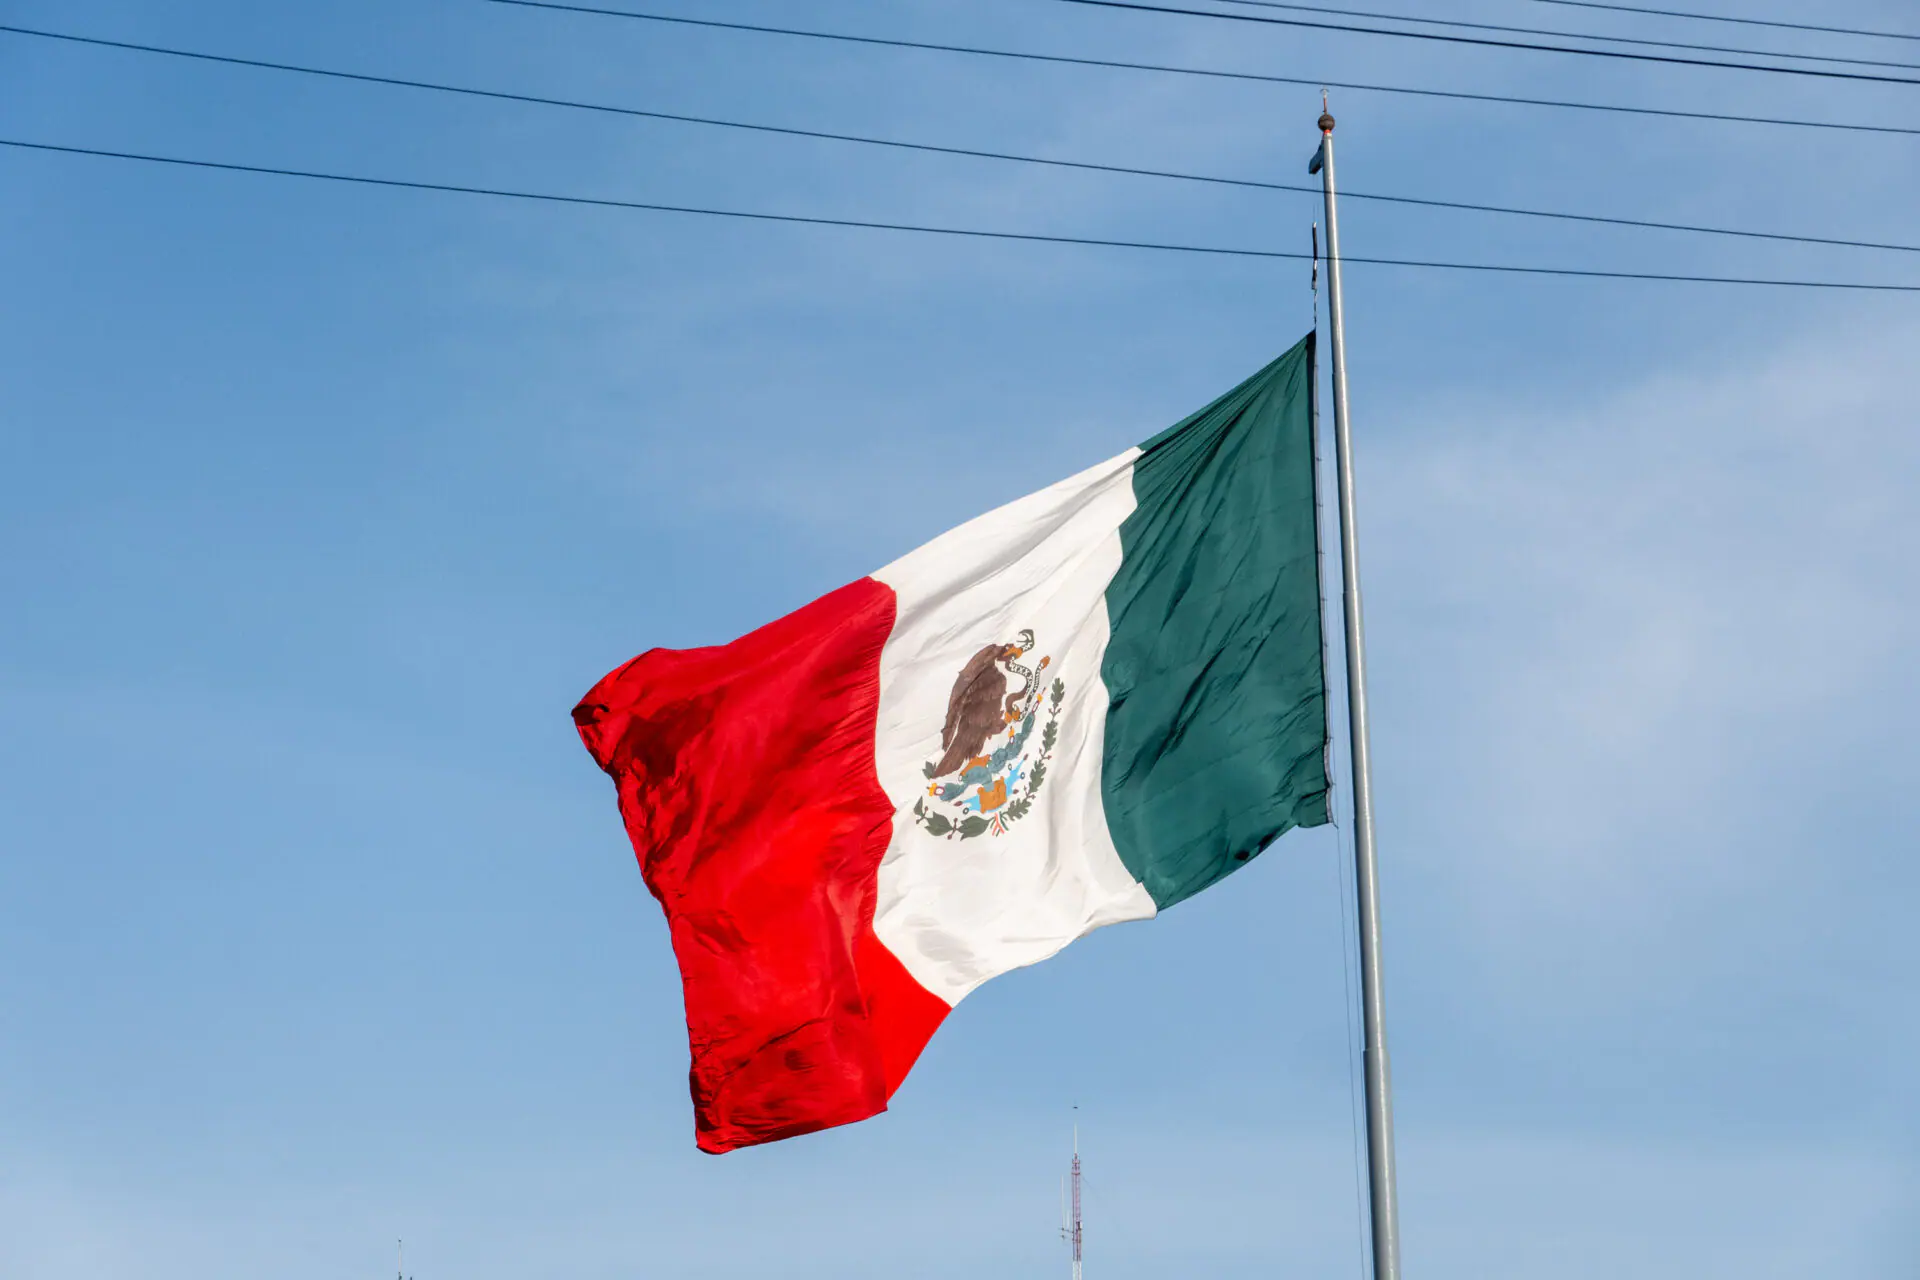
[{"x1": 2, "y1": 1, "x2": 1917, "y2": 1277}]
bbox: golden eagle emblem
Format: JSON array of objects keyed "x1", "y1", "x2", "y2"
[{"x1": 912, "y1": 628, "x2": 1064, "y2": 840}]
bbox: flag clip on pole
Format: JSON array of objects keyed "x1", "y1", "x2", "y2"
[{"x1": 1313, "y1": 99, "x2": 1404, "y2": 1280}]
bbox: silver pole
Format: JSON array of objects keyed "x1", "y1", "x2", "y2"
[{"x1": 1312, "y1": 103, "x2": 1402, "y2": 1280}]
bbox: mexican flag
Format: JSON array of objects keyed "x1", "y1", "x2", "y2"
[{"x1": 575, "y1": 332, "x2": 1330, "y2": 1153}]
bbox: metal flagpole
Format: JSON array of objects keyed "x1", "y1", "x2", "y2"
[{"x1": 1310, "y1": 98, "x2": 1403, "y2": 1280}]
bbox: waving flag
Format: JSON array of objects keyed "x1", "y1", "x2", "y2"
[{"x1": 574, "y1": 332, "x2": 1330, "y2": 1152}]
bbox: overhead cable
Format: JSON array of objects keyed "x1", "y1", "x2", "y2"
[
  {"x1": 8, "y1": 23, "x2": 1915, "y2": 257},
  {"x1": 476, "y1": 1, "x2": 1920, "y2": 138},
  {"x1": 6, "y1": 137, "x2": 1918, "y2": 292},
  {"x1": 1524, "y1": 0, "x2": 1920, "y2": 45},
  {"x1": 1040, "y1": 0, "x2": 1920, "y2": 86},
  {"x1": 1205, "y1": 0, "x2": 1920, "y2": 72}
]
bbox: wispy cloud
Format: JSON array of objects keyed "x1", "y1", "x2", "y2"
[{"x1": 1369, "y1": 316, "x2": 1920, "y2": 912}]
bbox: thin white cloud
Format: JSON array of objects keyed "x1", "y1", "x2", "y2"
[{"x1": 1365, "y1": 314, "x2": 1920, "y2": 926}]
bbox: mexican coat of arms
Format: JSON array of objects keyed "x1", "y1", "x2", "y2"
[{"x1": 912, "y1": 628, "x2": 1065, "y2": 840}]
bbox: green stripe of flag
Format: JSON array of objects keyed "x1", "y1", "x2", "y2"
[{"x1": 1099, "y1": 332, "x2": 1331, "y2": 909}]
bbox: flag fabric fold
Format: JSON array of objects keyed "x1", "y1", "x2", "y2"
[{"x1": 574, "y1": 332, "x2": 1330, "y2": 1152}]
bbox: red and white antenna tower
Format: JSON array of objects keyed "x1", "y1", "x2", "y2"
[{"x1": 1059, "y1": 1117, "x2": 1083, "y2": 1280}]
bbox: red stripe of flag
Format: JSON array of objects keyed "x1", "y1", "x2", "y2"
[{"x1": 574, "y1": 578, "x2": 948, "y2": 1153}]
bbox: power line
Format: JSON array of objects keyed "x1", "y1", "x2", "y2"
[
  {"x1": 476, "y1": 1, "x2": 1920, "y2": 138},
  {"x1": 1205, "y1": 0, "x2": 1920, "y2": 72},
  {"x1": 1041, "y1": 0, "x2": 1920, "y2": 87},
  {"x1": 5, "y1": 136, "x2": 1918, "y2": 292},
  {"x1": 8, "y1": 24, "x2": 1914, "y2": 257},
  {"x1": 1333, "y1": 189, "x2": 1920, "y2": 255},
  {"x1": 1524, "y1": 0, "x2": 1920, "y2": 46}
]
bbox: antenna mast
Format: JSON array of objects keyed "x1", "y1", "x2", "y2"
[
  {"x1": 1067, "y1": 1120, "x2": 1082, "y2": 1280},
  {"x1": 1059, "y1": 1120, "x2": 1090, "y2": 1280}
]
